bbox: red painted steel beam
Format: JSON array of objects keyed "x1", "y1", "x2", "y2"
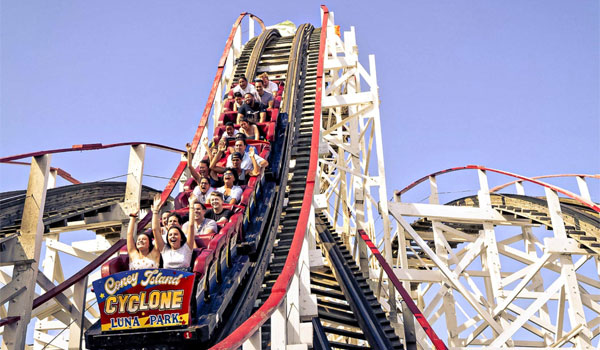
[
  {"x1": 31, "y1": 12, "x2": 262, "y2": 312},
  {"x1": 396, "y1": 165, "x2": 599, "y2": 212},
  {"x1": 32, "y1": 239, "x2": 126, "y2": 309},
  {"x1": 490, "y1": 173, "x2": 600, "y2": 192},
  {"x1": 0, "y1": 316, "x2": 20, "y2": 327},
  {"x1": 3, "y1": 161, "x2": 81, "y2": 184},
  {"x1": 210, "y1": 6, "x2": 329, "y2": 349},
  {"x1": 359, "y1": 230, "x2": 448, "y2": 350},
  {"x1": 0, "y1": 142, "x2": 185, "y2": 163}
]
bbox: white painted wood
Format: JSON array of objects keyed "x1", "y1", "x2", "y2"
[
  {"x1": 393, "y1": 268, "x2": 442, "y2": 282},
  {"x1": 576, "y1": 176, "x2": 592, "y2": 201},
  {"x1": 321, "y1": 92, "x2": 374, "y2": 108},
  {"x1": 67, "y1": 276, "x2": 87, "y2": 349},
  {"x1": 271, "y1": 299, "x2": 287, "y2": 350},
  {"x1": 389, "y1": 201, "x2": 507, "y2": 222},
  {"x1": 242, "y1": 329, "x2": 261, "y2": 350},
  {"x1": 390, "y1": 212, "x2": 504, "y2": 334}
]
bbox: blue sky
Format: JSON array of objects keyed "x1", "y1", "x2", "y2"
[
  {"x1": 2, "y1": 1, "x2": 598, "y2": 197},
  {"x1": 1, "y1": 1, "x2": 598, "y2": 345}
]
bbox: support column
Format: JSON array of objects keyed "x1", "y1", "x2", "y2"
[
  {"x1": 2, "y1": 155, "x2": 51, "y2": 350},
  {"x1": 67, "y1": 276, "x2": 88, "y2": 349},
  {"x1": 545, "y1": 188, "x2": 593, "y2": 348},
  {"x1": 119, "y1": 145, "x2": 146, "y2": 239}
]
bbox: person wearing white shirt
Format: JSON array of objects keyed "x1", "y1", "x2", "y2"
[
  {"x1": 232, "y1": 76, "x2": 256, "y2": 97},
  {"x1": 224, "y1": 137, "x2": 268, "y2": 170},
  {"x1": 259, "y1": 72, "x2": 279, "y2": 94},
  {"x1": 192, "y1": 176, "x2": 215, "y2": 204},
  {"x1": 181, "y1": 201, "x2": 218, "y2": 237}
]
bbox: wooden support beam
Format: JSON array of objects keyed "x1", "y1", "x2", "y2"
[{"x1": 3, "y1": 155, "x2": 51, "y2": 350}]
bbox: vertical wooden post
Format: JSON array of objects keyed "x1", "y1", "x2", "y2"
[
  {"x1": 242, "y1": 330, "x2": 261, "y2": 350},
  {"x1": 68, "y1": 276, "x2": 88, "y2": 349},
  {"x1": 2, "y1": 155, "x2": 50, "y2": 350},
  {"x1": 120, "y1": 145, "x2": 145, "y2": 239},
  {"x1": 545, "y1": 188, "x2": 593, "y2": 348},
  {"x1": 271, "y1": 299, "x2": 287, "y2": 350}
]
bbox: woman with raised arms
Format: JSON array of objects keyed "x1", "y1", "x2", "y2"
[
  {"x1": 127, "y1": 208, "x2": 161, "y2": 270},
  {"x1": 151, "y1": 194, "x2": 196, "y2": 271}
]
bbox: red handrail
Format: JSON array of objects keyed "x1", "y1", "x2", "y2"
[
  {"x1": 359, "y1": 230, "x2": 448, "y2": 350},
  {"x1": 3, "y1": 161, "x2": 81, "y2": 184},
  {"x1": 0, "y1": 141, "x2": 185, "y2": 163},
  {"x1": 210, "y1": 6, "x2": 329, "y2": 349},
  {"x1": 29, "y1": 12, "x2": 263, "y2": 312},
  {"x1": 0, "y1": 316, "x2": 21, "y2": 327},
  {"x1": 490, "y1": 173, "x2": 600, "y2": 192},
  {"x1": 396, "y1": 165, "x2": 599, "y2": 212}
]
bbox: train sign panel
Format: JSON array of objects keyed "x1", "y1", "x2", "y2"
[{"x1": 92, "y1": 269, "x2": 195, "y2": 331}]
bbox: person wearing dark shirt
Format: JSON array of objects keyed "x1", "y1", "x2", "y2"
[
  {"x1": 254, "y1": 80, "x2": 273, "y2": 108},
  {"x1": 237, "y1": 93, "x2": 266, "y2": 124},
  {"x1": 204, "y1": 191, "x2": 233, "y2": 224}
]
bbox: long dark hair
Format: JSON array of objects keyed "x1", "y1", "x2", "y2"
[
  {"x1": 224, "y1": 167, "x2": 240, "y2": 186},
  {"x1": 165, "y1": 226, "x2": 187, "y2": 249},
  {"x1": 136, "y1": 231, "x2": 155, "y2": 253}
]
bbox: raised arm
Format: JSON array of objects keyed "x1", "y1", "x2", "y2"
[
  {"x1": 251, "y1": 124, "x2": 260, "y2": 140},
  {"x1": 186, "y1": 143, "x2": 203, "y2": 184},
  {"x1": 151, "y1": 194, "x2": 166, "y2": 252},
  {"x1": 186, "y1": 195, "x2": 197, "y2": 250},
  {"x1": 247, "y1": 146, "x2": 261, "y2": 177},
  {"x1": 126, "y1": 209, "x2": 140, "y2": 256},
  {"x1": 209, "y1": 138, "x2": 227, "y2": 171},
  {"x1": 201, "y1": 138, "x2": 213, "y2": 164}
]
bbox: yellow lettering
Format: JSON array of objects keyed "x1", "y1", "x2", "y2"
[
  {"x1": 159, "y1": 291, "x2": 172, "y2": 310},
  {"x1": 171, "y1": 290, "x2": 184, "y2": 309},
  {"x1": 148, "y1": 290, "x2": 160, "y2": 309},
  {"x1": 117, "y1": 294, "x2": 128, "y2": 313},
  {"x1": 138, "y1": 292, "x2": 148, "y2": 311},
  {"x1": 104, "y1": 296, "x2": 117, "y2": 315},
  {"x1": 127, "y1": 294, "x2": 140, "y2": 313}
]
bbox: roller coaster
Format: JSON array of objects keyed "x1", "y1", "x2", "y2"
[{"x1": 1, "y1": 5, "x2": 599, "y2": 350}]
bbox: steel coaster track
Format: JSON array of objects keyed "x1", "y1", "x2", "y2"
[
  {"x1": 211, "y1": 23, "x2": 316, "y2": 346},
  {"x1": 256, "y1": 24, "x2": 317, "y2": 349},
  {"x1": 314, "y1": 213, "x2": 405, "y2": 350},
  {"x1": 244, "y1": 29, "x2": 281, "y2": 82}
]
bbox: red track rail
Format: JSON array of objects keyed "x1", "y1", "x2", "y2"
[
  {"x1": 210, "y1": 6, "x2": 329, "y2": 349},
  {"x1": 396, "y1": 165, "x2": 599, "y2": 212},
  {"x1": 3, "y1": 161, "x2": 81, "y2": 184},
  {"x1": 0, "y1": 142, "x2": 185, "y2": 163},
  {"x1": 359, "y1": 230, "x2": 448, "y2": 350},
  {"x1": 490, "y1": 173, "x2": 600, "y2": 192},
  {"x1": 24, "y1": 12, "x2": 264, "y2": 320}
]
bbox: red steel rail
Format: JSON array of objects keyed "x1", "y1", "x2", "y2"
[
  {"x1": 359, "y1": 230, "x2": 448, "y2": 350},
  {"x1": 490, "y1": 173, "x2": 600, "y2": 192},
  {"x1": 3, "y1": 161, "x2": 81, "y2": 184},
  {"x1": 0, "y1": 142, "x2": 185, "y2": 163},
  {"x1": 210, "y1": 5, "x2": 329, "y2": 349},
  {"x1": 22, "y1": 12, "x2": 264, "y2": 321},
  {"x1": 396, "y1": 165, "x2": 599, "y2": 212}
]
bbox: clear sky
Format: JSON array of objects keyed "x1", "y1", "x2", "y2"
[
  {"x1": 1, "y1": 1, "x2": 598, "y2": 345},
  {"x1": 2, "y1": 1, "x2": 598, "y2": 197}
]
